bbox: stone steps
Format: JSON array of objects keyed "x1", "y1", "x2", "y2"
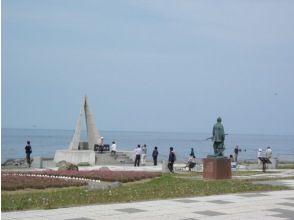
[{"x1": 95, "y1": 152, "x2": 133, "y2": 165}]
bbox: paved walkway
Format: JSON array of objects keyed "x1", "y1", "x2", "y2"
[{"x1": 2, "y1": 188, "x2": 294, "y2": 220}]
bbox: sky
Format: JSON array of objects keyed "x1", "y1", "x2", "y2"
[{"x1": 2, "y1": 0, "x2": 294, "y2": 135}]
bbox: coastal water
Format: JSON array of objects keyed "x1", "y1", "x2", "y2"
[{"x1": 1, "y1": 128, "x2": 294, "y2": 162}]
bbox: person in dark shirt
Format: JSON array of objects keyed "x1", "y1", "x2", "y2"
[
  {"x1": 152, "y1": 146, "x2": 159, "y2": 166},
  {"x1": 234, "y1": 145, "x2": 239, "y2": 162},
  {"x1": 168, "y1": 147, "x2": 176, "y2": 173},
  {"x1": 25, "y1": 141, "x2": 32, "y2": 168},
  {"x1": 190, "y1": 148, "x2": 195, "y2": 157}
]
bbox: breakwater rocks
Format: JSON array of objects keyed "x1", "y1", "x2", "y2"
[{"x1": 1, "y1": 158, "x2": 32, "y2": 168}]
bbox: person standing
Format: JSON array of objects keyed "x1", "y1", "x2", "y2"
[
  {"x1": 134, "y1": 145, "x2": 142, "y2": 167},
  {"x1": 25, "y1": 141, "x2": 32, "y2": 168},
  {"x1": 257, "y1": 148, "x2": 262, "y2": 165},
  {"x1": 110, "y1": 141, "x2": 117, "y2": 158},
  {"x1": 168, "y1": 147, "x2": 176, "y2": 173},
  {"x1": 98, "y1": 137, "x2": 104, "y2": 153},
  {"x1": 265, "y1": 147, "x2": 272, "y2": 159},
  {"x1": 234, "y1": 145, "x2": 239, "y2": 162},
  {"x1": 190, "y1": 148, "x2": 195, "y2": 157},
  {"x1": 141, "y1": 144, "x2": 147, "y2": 165},
  {"x1": 152, "y1": 146, "x2": 158, "y2": 166},
  {"x1": 99, "y1": 136, "x2": 104, "y2": 145}
]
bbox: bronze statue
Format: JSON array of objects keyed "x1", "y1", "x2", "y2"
[{"x1": 212, "y1": 117, "x2": 225, "y2": 157}]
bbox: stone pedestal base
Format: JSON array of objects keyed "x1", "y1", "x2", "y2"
[
  {"x1": 54, "y1": 150, "x2": 95, "y2": 166},
  {"x1": 203, "y1": 158, "x2": 231, "y2": 180}
]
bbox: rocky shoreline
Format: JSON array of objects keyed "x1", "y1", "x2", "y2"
[
  {"x1": 2, "y1": 158, "x2": 28, "y2": 167},
  {"x1": 2, "y1": 157, "x2": 294, "y2": 170}
]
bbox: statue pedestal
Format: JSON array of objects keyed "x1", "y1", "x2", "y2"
[{"x1": 203, "y1": 158, "x2": 231, "y2": 180}]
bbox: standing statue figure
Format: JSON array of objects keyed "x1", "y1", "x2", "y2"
[{"x1": 212, "y1": 117, "x2": 225, "y2": 157}]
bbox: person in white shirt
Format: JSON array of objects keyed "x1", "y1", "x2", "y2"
[
  {"x1": 110, "y1": 141, "x2": 117, "y2": 158},
  {"x1": 185, "y1": 155, "x2": 196, "y2": 171},
  {"x1": 141, "y1": 144, "x2": 147, "y2": 165},
  {"x1": 134, "y1": 145, "x2": 142, "y2": 167},
  {"x1": 98, "y1": 137, "x2": 104, "y2": 153},
  {"x1": 265, "y1": 147, "x2": 272, "y2": 159},
  {"x1": 99, "y1": 137, "x2": 104, "y2": 145},
  {"x1": 257, "y1": 148, "x2": 262, "y2": 165}
]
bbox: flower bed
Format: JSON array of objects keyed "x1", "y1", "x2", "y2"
[
  {"x1": 1, "y1": 175, "x2": 87, "y2": 191},
  {"x1": 2, "y1": 170, "x2": 162, "y2": 183}
]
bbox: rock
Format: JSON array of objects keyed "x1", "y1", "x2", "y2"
[
  {"x1": 2, "y1": 158, "x2": 26, "y2": 167},
  {"x1": 58, "y1": 162, "x2": 79, "y2": 171},
  {"x1": 56, "y1": 160, "x2": 67, "y2": 167},
  {"x1": 86, "y1": 181, "x2": 122, "y2": 191}
]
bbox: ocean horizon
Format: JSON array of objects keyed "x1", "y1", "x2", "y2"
[{"x1": 1, "y1": 128, "x2": 294, "y2": 162}]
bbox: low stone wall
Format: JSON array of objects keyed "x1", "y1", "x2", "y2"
[{"x1": 54, "y1": 150, "x2": 95, "y2": 166}]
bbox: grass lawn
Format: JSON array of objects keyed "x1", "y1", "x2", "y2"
[{"x1": 2, "y1": 174, "x2": 289, "y2": 211}]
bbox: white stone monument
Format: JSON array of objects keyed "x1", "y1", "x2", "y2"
[{"x1": 54, "y1": 96, "x2": 100, "y2": 165}]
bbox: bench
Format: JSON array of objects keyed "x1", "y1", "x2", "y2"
[{"x1": 94, "y1": 144, "x2": 110, "y2": 153}]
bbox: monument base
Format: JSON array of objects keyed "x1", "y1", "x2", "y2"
[
  {"x1": 54, "y1": 150, "x2": 95, "y2": 166},
  {"x1": 203, "y1": 158, "x2": 232, "y2": 180}
]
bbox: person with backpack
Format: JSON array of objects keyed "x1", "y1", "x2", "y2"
[
  {"x1": 152, "y1": 146, "x2": 159, "y2": 166},
  {"x1": 168, "y1": 147, "x2": 176, "y2": 173}
]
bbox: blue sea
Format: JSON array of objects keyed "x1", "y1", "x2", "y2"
[{"x1": 1, "y1": 128, "x2": 294, "y2": 162}]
